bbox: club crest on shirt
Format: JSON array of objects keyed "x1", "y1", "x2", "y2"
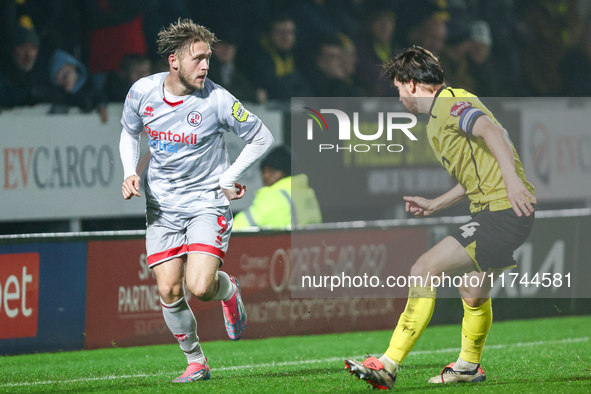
[
  {"x1": 450, "y1": 101, "x2": 472, "y2": 117},
  {"x1": 187, "y1": 111, "x2": 202, "y2": 127}
]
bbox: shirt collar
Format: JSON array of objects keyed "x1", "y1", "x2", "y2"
[{"x1": 428, "y1": 85, "x2": 446, "y2": 118}]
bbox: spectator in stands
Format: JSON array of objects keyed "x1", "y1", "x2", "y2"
[
  {"x1": 240, "y1": 14, "x2": 311, "y2": 101},
  {"x1": 478, "y1": 0, "x2": 530, "y2": 96},
  {"x1": 143, "y1": 0, "x2": 192, "y2": 61},
  {"x1": 340, "y1": 36, "x2": 360, "y2": 91},
  {"x1": 0, "y1": 26, "x2": 47, "y2": 107},
  {"x1": 80, "y1": 0, "x2": 147, "y2": 91},
  {"x1": 234, "y1": 145, "x2": 322, "y2": 229},
  {"x1": 355, "y1": 7, "x2": 400, "y2": 96},
  {"x1": 396, "y1": 0, "x2": 449, "y2": 56},
  {"x1": 0, "y1": 0, "x2": 45, "y2": 58},
  {"x1": 516, "y1": 0, "x2": 584, "y2": 96},
  {"x1": 559, "y1": 20, "x2": 591, "y2": 96},
  {"x1": 208, "y1": 31, "x2": 267, "y2": 104},
  {"x1": 308, "y1": 34, "x2": 363, "y2": 97},
  {"x1": 288, "y1": 0, "x2": 360, "y2": 56},
  {"x1": 103, "y1": 54, "x2": 152, "y2": 102},
  {"x1": 46, "y1": 49, "x2": 108, "y2": 122},
  {"x1": 439, "y1": 21, "x2": 498, "y2": 96}
]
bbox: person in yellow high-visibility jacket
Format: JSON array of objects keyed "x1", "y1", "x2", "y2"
[{"x1": 233, "y1": 145, "x2": 322, "y2": 229}]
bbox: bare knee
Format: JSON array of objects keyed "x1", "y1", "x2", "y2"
[
  {"x1": 410, "y1": 257, "x2": 438, "y2": 281},
  {"x1": 187, "y1": 279, "x2": 215, "y2": 301},
  {"x1": 158, "y1": 281, "x2": 184, "y2": 304}
]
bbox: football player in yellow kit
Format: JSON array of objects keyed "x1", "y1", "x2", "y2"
[{"x1": 345, "y1": 46, "x2": 536, "y2": 389}]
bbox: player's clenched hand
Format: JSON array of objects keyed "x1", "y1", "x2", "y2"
[
  {"x1": 403, "y1": 196, "x2": 435, "y2": 218},
  {"x1": 222, "y1": 183, "x2": 246, "y2": 201},
  {"x1": 504, "y1": 174, "x2": 536, "y2": 217},
  {"x1": 122, "y1": 175, "x2": 141, "y2": 199}
]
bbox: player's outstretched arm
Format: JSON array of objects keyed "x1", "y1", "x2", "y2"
[
  {"x1": 404, "y1": 183, "x2": 466, "y2": 218},
  {"x1": 472, "y1": 116, "x2": 536, "y2": 217}
]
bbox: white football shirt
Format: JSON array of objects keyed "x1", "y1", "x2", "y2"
[{"x1": 121, "y1": 72, "x2": 263, "y2": 213}]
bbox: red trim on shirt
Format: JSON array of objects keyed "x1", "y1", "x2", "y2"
[
  {"x1": 188, "y1": 243, "x2": 225, "y2": 260},
  {"x1": 163, "y1": 97, "x2": 183, "y2": 107},
  {"x1": 147, "y1": 245, "x2": 188, "y2": 266}
]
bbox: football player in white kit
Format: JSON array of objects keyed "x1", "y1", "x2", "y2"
[{"x1": 119, "y1": 19, "x2": 273, "y2": 383}]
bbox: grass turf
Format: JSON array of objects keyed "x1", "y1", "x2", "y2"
[{"x1": 1, "y1": 315, "x2": 590, "y2": 393}]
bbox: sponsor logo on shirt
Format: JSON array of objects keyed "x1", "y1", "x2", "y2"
[
  {"x1": 450, "y1": 101, "x2": 472, "y2": 117},
  {"x1": 231, "y1": 101, "x2": 249, "y2": 122},
  {"x1": 144, "y1": 125, "x2": 197, "y2": 153}
]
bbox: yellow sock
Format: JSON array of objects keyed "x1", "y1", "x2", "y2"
[
  {"x1": 459, "y1": 298, "x2": 492, "y2": 364},
  {"x1": 384, "y1": 285, "x2": 436, "y2": 365}
]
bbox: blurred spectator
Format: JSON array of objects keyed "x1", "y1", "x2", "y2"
[
  {"x1": 0, "y1": 25, "x2": 108, "y2": 121},
  {"x1": 46, "y1": 49, "x2": 108, "y2": 122},
  {"x1": 355, "y1": 7, "x2": 400, "y2": 96},
  {"x1": 288, "y1": 0, "x2": 360, "y2": 56},
  {"x1": 234, "y1": 145, "x2": 322, "y2": 229},
  {"x1": 208, "y1": 32, "x2": 267, "y2": 104},
  {"x1": 0, "y1": 0, "x2": 45, "y2": 57},
  {"x1": 439, "y1": 21, "x2": 498, "y2": 96},
  {"x1": 103, "y1": 54, "x2": 151, "y2": 102},
  {"x1": 80, "y1": 0, "x2": 147, "y2": 90},
  {"x1": 0, "y1": 26, "x2": 47, "y2": 107},
  {"x1": 308, "y1": 34, "x2": 363, "y2": 97},
  {"x1": 516, "y1": 0, "x2": 584, "y2": 96},
  {"x1": 478, "y1": 0, "x2": 530, "y2": 96},
  {"x1": 340, "y1": 36, "x2": 362, "y2": 91},
  {"x1": 185, "y1": 0, "x2": 270, "y2": 48},
  {"x1": 143, "y1": 0, "x2": 192, "y2": 61},
  {"x1": 396, "y1": 0, "x2": 449, "y2": 55},
  {"x1": 240, "y1": 14, "x2": 311, "y2": 101},
  {"x1": 559, "y1": 20, "x2": 591, "y2": 96}
]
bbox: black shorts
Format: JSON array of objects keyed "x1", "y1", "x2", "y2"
[{"x1": 451, "y1": 207, "x2": 535, "y2": 272}]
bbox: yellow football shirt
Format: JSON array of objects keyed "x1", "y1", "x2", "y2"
[{"x1": 426, "y1": 87, "x2": 534, "y2": 213}]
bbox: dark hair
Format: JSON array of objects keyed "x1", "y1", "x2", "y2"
[
  {"x1": 260, "y1": 145, "x2": 293, "y2": 175},
  {"x1": 381, "y1": 46, "x2": 444, "y2": 86},
  {"x1": 269, "y1": 13, "x2": 294, "y2": 29}
]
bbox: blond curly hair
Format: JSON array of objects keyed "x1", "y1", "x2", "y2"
[{"x1": 156, "y1": 18, "x2": 217, "y2": 58}]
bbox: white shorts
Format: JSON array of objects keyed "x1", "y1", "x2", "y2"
[{"x1": 145, "y1": 205, "x2": 233, "y2": 268}]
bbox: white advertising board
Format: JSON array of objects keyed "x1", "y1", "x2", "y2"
[
  {"x1": 0, "y1": 103, "x2": 282, "y2": 221},
  {"x1": 519, "y1": 101, "x2": 591, "y2": 202}
]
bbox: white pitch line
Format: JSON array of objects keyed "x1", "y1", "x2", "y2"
[{"x1": 1, "y1": 337, "x2": 587, "y2": 388}]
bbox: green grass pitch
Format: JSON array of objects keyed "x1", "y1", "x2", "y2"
[{"x1": 1, "y1": 315, "x2": 590, "y2": 393}]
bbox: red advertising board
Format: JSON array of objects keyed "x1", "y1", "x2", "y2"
[
  {"x1": 0, "y1": 253, "x2": 39, "y2": 339},
  {"x1": 85, "y1": 228, "x2": 427, "y2": 349}
]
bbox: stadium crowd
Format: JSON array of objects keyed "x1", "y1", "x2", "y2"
[{"x1": 1, "y1": 0, "x2": 590, "y2": 120}]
